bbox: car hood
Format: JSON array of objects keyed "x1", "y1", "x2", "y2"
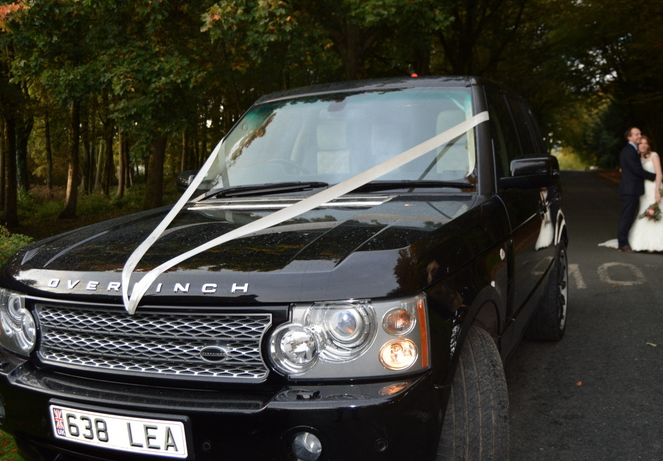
[{"x1": 2, "y1": 194, "x2": 500, "y2": 304}]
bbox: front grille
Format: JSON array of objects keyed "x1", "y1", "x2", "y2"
[{"x1": 35, "y1": 303, "x2": 272, "y2": 383}]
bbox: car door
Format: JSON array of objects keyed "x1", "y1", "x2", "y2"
[{"x1": 486, "y1": 88, "x2": 555, "y2": 345}]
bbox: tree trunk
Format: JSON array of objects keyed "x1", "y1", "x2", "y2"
[
  {"x1": 44, "y1": 112, "x2": 53, "y2": 191},
  {"x1": 15, "y1": 115, "x2": 33, "y2": 192},
  {"x1": 116, "y1": 129, "x2": 126, "y2": 199},
  {"x1": 180, "y1": 129, "x2": 188, "y2": 172},
  {"x1": 106, "y1": 131, "x2": 114, "y2": 191},
  {"x1": 87, "y1": 99, "x2": 96, "y2": 194},
  {"x1": 80, "y1": 104, "x2": 90, "y2": 194},
  {"x1": 3, "y1": 117, "x2": 19, "y2": 227},
  {"x1": 59, "y1": 101, "x2": 80, "y2": 219},
  {"x1": 144, "y1": 134, "x2": 167, "y2": 210},
  {"x1": 98, "y1": 92, "x2": 113, "y2": 195},
  {"x1": 327, "y1": 22, "x2": 380, "y2": 81},
  {"x1": 124, "y1": 136, "x2": 131, "y2": 188},
  {"x1": 199, "y1": 130, "x2": 207, "y2": 168},
  {"x1": 94, "y1": 141, "x2": 103, "y2": 191},
  {"x1": 100, "y1": 128, "x2": 113, "y2": 195},
  {"x1": 0, "y1": 119, "x2": 5, "y2": 211}
]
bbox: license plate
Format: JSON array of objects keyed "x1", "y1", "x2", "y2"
[{"x1": 49, "y1": 405, "x2": 188, "y2": 458}]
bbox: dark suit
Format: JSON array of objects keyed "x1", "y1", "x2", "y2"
[{"x1": 618, "y1": 143, "x2": 656, "y2": 248}]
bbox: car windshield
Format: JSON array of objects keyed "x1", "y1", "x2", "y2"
[{"x1": 201, "y1": 87, "x2": 476, "y2": 192}]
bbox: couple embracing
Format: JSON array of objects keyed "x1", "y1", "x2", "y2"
[{"x1": 617, "y1": 127, "x2": 663, "y2": 253}]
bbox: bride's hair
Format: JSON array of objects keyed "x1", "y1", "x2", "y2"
[{"x1": 639, "y1": 135, "x2": 653, "y2": 158}]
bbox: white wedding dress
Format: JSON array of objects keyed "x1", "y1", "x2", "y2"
[
  {"x1": 599, "y1": 153, "x2": 663, "y2": 252},
  {"x1": 629, "y1": 153, "x2": 663, "y2": 251}
]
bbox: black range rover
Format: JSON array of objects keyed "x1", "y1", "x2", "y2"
[{"x1": 0, "y1": 76, "x2": 567, "y2": 461}]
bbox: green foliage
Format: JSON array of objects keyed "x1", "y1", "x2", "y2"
[
  {"x1": 0, "y1": 225, "x2": 33, "y2": 268},
  {"x1": 202, "y1": 0, "x2": 339, "y2": 83},
  {"x1": 555, "y1": 149, "x2": 590, "y2": 171},
  {"x1": 17, "y1": 189, "x2": 62, "y2": 221},
  {"x1": 6, "y1": 0, "x2": 99, "y2": 104},
  {"x1": 1, "y1": 0, "x2": 663, "y2": 213},
  {"x1": 202, "y1": 0, "x2": 449, "y2": 81},
  {"x1": 5, "y1": 0, "x2": 213, "y2": 162},
  {"x1": 0, "y1": 429, "x2": 21, "y2": 460},
  {"x1": 541, "y1": 0, "x2": 663, "y2": 164},
  {"x1": 10, "y1": 181, "x2": 178, "y2": 243}
]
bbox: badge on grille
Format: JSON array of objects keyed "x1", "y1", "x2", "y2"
[{"x1": 199, "y1": 346, "x2": 228, "y2": 363}]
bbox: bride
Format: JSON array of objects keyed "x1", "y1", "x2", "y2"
[
  {"x1": 600, "y1": 136, "x2": 663, "y2": 251},
  {"x1": 628, "y1": 136, "x2": 663, "y2": 251}
]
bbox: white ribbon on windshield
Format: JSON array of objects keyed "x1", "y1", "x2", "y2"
[{"x1": 121, "y1": 111, "x2": 489, "y2": 314}]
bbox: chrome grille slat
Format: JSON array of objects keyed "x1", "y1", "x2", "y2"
[{"x1": 35, "y1": 304, "x2": 272, "y2": 382}]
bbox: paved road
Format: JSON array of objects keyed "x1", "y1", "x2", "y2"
[{"x1": 507, "y1": 170, "x2": 663, "y2": 460}]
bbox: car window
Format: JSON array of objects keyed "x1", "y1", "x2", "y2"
[
  {"x1": 506, "y1": 95, "x2": 539, "y2": 157},
  {"x1": 523, "y1": 104, "x2": 547, "y2": 154},
  {"x1": 201, "y1": 88, "x2": 478, "y2": 191},
  {"x1": 486, "y1": 89, "x2": 520, "y2": 178}
]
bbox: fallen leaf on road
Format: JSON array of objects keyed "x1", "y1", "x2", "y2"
[
  {"x1": 646, "y1": 342, "x2": 657, "y2": 347},
  {"x1": 576, "y1": 381, "x2": 582, "y2": 386}
]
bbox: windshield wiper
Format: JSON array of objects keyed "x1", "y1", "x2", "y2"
[
  {"x1": 203, "y1": 181, "x2": 329, "y2": 199},
  {"x1": 353, "y1": 180, "x2": 473, "y2": 193}
]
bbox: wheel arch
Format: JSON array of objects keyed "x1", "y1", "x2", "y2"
[{"x1": 428, "y1": 279, "x2": 505, "y2": 389}]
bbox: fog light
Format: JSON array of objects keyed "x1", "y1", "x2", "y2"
[
  {"x1": 292, "y1": 432, "x2": 322, "y2": 461},
  {"x1": 379, "y1": 339, "x2": 418, "y2": 370}
]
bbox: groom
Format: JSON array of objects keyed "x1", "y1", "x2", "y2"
[{"x1": 617, "y1": 127, "x2": 656, "y2": 252}]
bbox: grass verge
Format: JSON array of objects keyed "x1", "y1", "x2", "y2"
[{"x1": 0, "y1": 433, "x2": 21, "y2": 460}]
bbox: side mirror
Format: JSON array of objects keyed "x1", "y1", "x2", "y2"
[
  {"x1": 500, "y1": 156, "x2": 560, "y2": 189},
  {"x1": 176, "y1": 170, "x2": 198, "y2": 193}
]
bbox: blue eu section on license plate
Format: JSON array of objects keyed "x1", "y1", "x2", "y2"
[{"x1": 49, "y1": 404, "x2": 188, "y2": 458}]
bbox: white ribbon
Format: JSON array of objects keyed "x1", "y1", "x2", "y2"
[{"x1": 121, "y1": 111, "x2": 489, "y2": 314}]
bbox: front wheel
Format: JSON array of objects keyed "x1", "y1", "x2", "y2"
[{"x1": 437, "y1": 327, "x2": 510, "y2": 461}]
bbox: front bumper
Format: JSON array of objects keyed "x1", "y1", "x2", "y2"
[{"x1": 0, "y1": 362, "x2": 442, "y2": 461}]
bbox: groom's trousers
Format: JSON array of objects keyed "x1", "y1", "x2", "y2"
[{"x1": 618, "y1": 194, "x2": 640, "y2": 248}]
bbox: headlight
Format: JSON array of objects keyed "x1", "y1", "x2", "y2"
[
  {"x1": 0, "y1": 289, "x2": 36, "y2": 357},
  {"x1": 269, "y1": 295, "x2": 429, "y2": 379},
  {"x1": 306, "y1": 301, "x2": 375, "y2": 362},
  {"x1": 269, "y1": 325, "x2": 318, "y2": 374}
]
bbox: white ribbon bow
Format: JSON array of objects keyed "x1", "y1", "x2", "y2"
[{"x1": 121, "y1": 111, "x2": 489, "y2": 314}]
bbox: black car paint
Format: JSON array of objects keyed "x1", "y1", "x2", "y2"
[
  {"x1": 11, "y1": 195, "x2": 479, "y2": 298},
  {"x1": 0, "y1": 76, "x2": 565, "y2": 461}
]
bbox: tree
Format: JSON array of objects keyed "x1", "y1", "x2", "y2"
[
  {"x1": 203, "y1": 0, "x2": 448, "y2": 82},
  {"x1": 2, "y1": 0, "x2": 663, "y2": 231},
  {"x1": 1, "y1": 118, "x2": 18, "y2": 226},
  {"x1": 540, "y1": 0, "x2": 663, "y2": 166},
  {"x1": 60, "y1": 100, "x2": 79, "y2": 218},
  {"x1": 434, "y1": 0, "x2": 531, "y2": 76},
  {"x1": 3, "y1": 0, "x2": 102, "y2": 218},
  {"x1": 100, "y1": 0, "x2": 210, "y2": 209},
  {"x1": 298, "y1": 0, "x2": 449, "y2": 79},
  {"x1": 0, "y1": 2, "x2": 27, "y2": 226}
]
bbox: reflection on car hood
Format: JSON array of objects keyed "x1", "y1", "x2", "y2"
[{"x1": 2, "y1": 194, "x2": 494, "y2": 303}]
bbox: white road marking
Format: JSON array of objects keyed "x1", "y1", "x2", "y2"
[{"x1": 597, "y1": 262, "x2": 646, "y2": 286}]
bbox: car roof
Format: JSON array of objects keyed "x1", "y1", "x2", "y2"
[{"x1": 254, "y1": 75, "x2": 495, "y2": 104}]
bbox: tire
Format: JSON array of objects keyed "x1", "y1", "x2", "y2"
[
  {"x1": 526, "y1": 245, "x2": 568, "y2": 341},
  {"x1": 437, "y1": 327, "x2": 510, "y2": 461}
]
